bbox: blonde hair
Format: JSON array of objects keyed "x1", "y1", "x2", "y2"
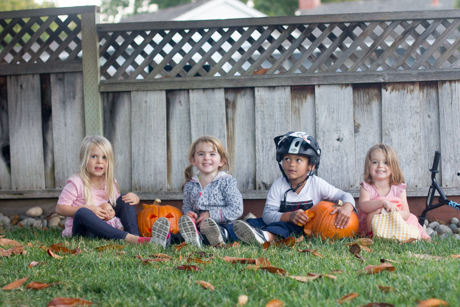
[
  {"x1": 182, "y1": 136, "x2": 229, "y2": 191},
  {"x1": 363, "y1": 144, "x2": 405, "y2": 185},
  {"x1": 79, "y1": 135, "x2": 119, "y2": 206}
]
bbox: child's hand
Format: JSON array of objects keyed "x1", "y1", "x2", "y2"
[
  {"x1": 196, "y1": 211, "x2": 210, "y2": 228},
  {"x1": 86, "y1": 205, "x2": 107, "y2": 220},
  {"x1": 290, "y1": 210, "x2": 310, "y2": 226},
  {"x1": 186, "y1": 211, "x2": 198, "y2": 221},
  {"x1": 122, "y1": 193, "x2": 140, "y2": 205},
  {"x1": 382, "y1": 199, "x2": 397, "y2": 213},
  {"x1": 331, "y1": 202, "x2": 353, "y2": 229}
]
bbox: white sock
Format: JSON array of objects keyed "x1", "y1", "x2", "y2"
[{"x1": 262, "y1": 231, "x2": 270, "y2": 241}]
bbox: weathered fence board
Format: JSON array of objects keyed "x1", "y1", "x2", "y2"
[
  {"x1": 255, "y1": 87, "x2": 291, "y2": 190},
  {"x1": 41, "y1": 74, "x2": 55, "y2": 189},
  {"x1": 225, "y1": 88, "x2": 256, "y2": 191},
  {"x1": 103, "y1": 92, "x2": 132, "y2": 192},
  {"x1": 382, "y1": 83, "x2": 422, "y2": 188},
  {"x1": 353, "y1": 83, "x2": 382, "y2": 186},
  {"x1": 439, "y1": 81, "x2": 460, "y2": 188},
  {"x1": 8, "y1": 75, "x2": 45, "y2": 190},
  {"x1": 51, "y1": 72, "x2": 85, "y2": 189},
  {"x1": 290, "y1": 86, "x2": 316, "y2": 137},
  {"x1": 131, "y1": 91, "x2": 167, "y2": 191},
  {"x1": 316, "y1": 85, "x2": 355, "y2": 189},
  {"x1": 189, "y1": 89, "x2": 227, "y2": 144},
  {"x1": 0, "y1": 76, "x2": 11, "y2": 190},
  {"x1": 167, "y1": 90, "x2": 192, "y2": 191}
]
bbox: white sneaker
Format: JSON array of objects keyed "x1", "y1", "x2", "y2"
[
  {"x1": 179, "y1": 215, "x2": 201, "y2": 248},
  {"x1": 233, "y1": 220, "x2": 265, "y2": 245},
  {"x1": 200, "y1": 218, "x2": 228, "y2": 246},
  {"x1": 150, "y1": 217, "x2": 170, "y2": 249}
]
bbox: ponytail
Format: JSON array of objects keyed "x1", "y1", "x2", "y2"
[{"x1": 181, "y1": 164, "x2": 194, "y2": 191}]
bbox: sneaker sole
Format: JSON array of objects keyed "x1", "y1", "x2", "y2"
[
  {"x1": 234, "y1": 220, "x2": 264, "y2": 245},
  {"x1": 200, "y1": 218, "x2": 223, "y2": 246},
  {"x1": 179, "y1": 216, "x2": 201, "y2": 248},
  {"x1": 150, "y1": 217, "x2": 170, "y2": 249}
]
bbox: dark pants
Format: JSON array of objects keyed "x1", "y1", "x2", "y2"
[
  {"x1": 72, "y1": 195, "x2": 140, "y2": 240},
  {"x1": 246, "y1": 217, "x2": 303, "y2": 239}
]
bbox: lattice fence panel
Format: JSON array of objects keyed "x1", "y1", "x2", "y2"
[
  {"x1": 99, "y1": 18, "x2": 460, "y2": 81},
  {"x1": 0, "y1": 14, "x2": 82, "y2": 65}
]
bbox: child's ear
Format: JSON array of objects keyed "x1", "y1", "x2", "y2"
[
  {"x1": 219, "y1": 159, "x2": 226, "y2": 167},
  {"x1": 309, "y1": 163, "x2": 316, "y2": 171}
]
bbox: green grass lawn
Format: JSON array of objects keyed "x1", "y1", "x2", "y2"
[{"x1": 0, "y1": 227, "x2": 458, "y2": 307}]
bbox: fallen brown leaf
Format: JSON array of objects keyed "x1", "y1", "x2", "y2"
[
  {"x1": 263, "y1": 242, "x2": 271, "y2": 249},
  {"x1": 28, "y1": 261, "x2": 46, "y2": 268},
  {"x1": 187, "y1": 258, "x2": 210, "y2": 264},
  {"x1": 297, "y1": 248, "x2": 324, "y2": 258},
  {"x1": 273, "y1": 237, "x2": 295, "y2": 248},
  {"x1": 176, "y1": 265, "x2": 202, "y2": 271},
  {"x1": 360, "y1": 246, "x2": 372, "y2": 253},
  {"x1": 259, "y1": 266, "x2": 288, "y2": 276},
  {"x1": 47, "y1": 249, "x2": 63, "y2": 260},
  {"x1": 152, "y1": 253, "x2": 172, "y2": 259},
  {"x1": 0, "y1": 238, "x2": 22, "y2": 247},
  {"x1": 288, "y1": 275, "x2": 320, "y2": 282},
  {"x1": 413, "y1": 254, "x2": 443, "y2": 261},
  {"x1": 94, "y1": 244, "x2": 125, "y2": 251},
  {"x1": 380, "y1": 258, "x2": 398, "y2": 263},
  {"x1": 265, "y1": 299, "x2": 285, "y2": 307},
  {"x1": 2, "y1": 277, "x2": 28, "y2": 290},
  {"x1": 331, "y1": 269, "x2": 343, "y2": 274},
  {"x1": 353, "y1": 238, "x2": 374, "y2": 246},
  {"x1": 450, "y1": 255, "x2": 460, "y2": 259},
  {"x1": 255, "y1": 257, "x2": 271, "y2": 267},
  {"x1": 378, "y1": 285, "x2": 397, "y2": 293},
  {"x1": 400, "y1": 238, "x2": 417, "y2": 245},
  {"x1": 237, "y1": 295, "x2": 249, "y2": 306},
  {"x1": 295, "y1": 235, "x2": 304, "y2": 243},
  {"x1": 174, "y1": 242, "x2": 187, "y2": 251},
  {"x1": 0, "y1": 245, "x2": 26, "y2": 257},
  {"x1": 336, "y1": 292, "x2": 359, "y2": 304},
  {"x1": 10, "y1": 215, "x2": 19, "y2": 225},
  {"x1": 26, "y1": 282, "x2": 61, "y2": 290},
  {"x1": 360, "y1": 303, "x2": 395, "y2": 307},
  {"x1": 415, "y1": 298, "x2": 449, "y2": 307},
  {"x1": 195, "y1": 280, "x2": 214, "y2": 291},
  {"x1": 136, "y1": 255, "x2": 170, "y2": 264},
  {"x1": 46, "y1": 297, "x2": 93, "y2": 306},
  {"x1": 308, "y1": 272, "x2": 337, "y2": 280},
  {"x1": 219, "y1": 256, "x2": 255, "y2": 264},
  {"x1": 360, "y1": 263, "x2": 395, "y2": 274}
]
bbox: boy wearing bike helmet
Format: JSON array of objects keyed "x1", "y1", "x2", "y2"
[{"x1": 234, "y1": 131, "x2": 355, "y2": 244}]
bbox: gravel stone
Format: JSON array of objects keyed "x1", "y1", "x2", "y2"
[
  {"x1": 26, "y1": 207, "x2": 43, "y2": 217},
  {"x1": 32, "y1": 220, "x2": 43, "y2": 229},
  {"x1": 425, "y1": 227, "x2": 434, "y2": 236},
  {"x1": 20, "y1": 218, "x2": 37, "y2": 227},
  {"x1": 48, "y1": 216, "x2": 60, "y2": 228},
  {"x1": 435, "y1": 224, "x2": 453, "y2": 235},
  {"x1": 450, "y1": 224, "x2": 458, "y2": 231},
  {"x1": 451, "y1": 217, "x2": 459, "y2": 225},
  {"x1": 0, "y1": 216, "x2": 11, "y2": 225},
  {"x1": 429, "y1": 221, "x2": 440, "y2": 229}
]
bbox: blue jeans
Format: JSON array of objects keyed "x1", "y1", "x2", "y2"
[
  {"x1": 72, "y1": 195, "x2": 140, "y2": 239},
  {"x1": 246, "y1": 217, "x2": 303, "y2": 239}
]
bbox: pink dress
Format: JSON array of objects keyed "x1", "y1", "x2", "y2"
[
  {"x1": 106, "y1": 217, "x2": 123, "y2": 230},
  {"x1": 58, "y1": 175, "x2": 120, "y2": 237},
  {"x1": 358, "y1": 182, "x2": 430, "y2": 239}
]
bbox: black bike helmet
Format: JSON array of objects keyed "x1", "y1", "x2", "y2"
[{"x1": 274, "y1": 132, "x2": 321, "y2": 169}]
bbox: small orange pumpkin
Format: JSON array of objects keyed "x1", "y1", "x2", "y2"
[
  {"x1": 137, "y1": 199, "x2": 182, "y2": 236},
  {"x1": 303, "y1": 200, "x2": 359, "y2": 240}
]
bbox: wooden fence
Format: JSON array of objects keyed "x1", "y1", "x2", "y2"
[{"x1": 1, "y1": 7, "x2": 460, "y2": 202}]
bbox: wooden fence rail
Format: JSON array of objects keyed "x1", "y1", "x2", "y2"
[{"x1": 1, "y1": 7, "x2": 460, "y2": 201}]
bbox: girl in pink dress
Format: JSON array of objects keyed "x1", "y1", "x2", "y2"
[{"x1": 358, "y1": 144, "x2": 430, "y2": 239}]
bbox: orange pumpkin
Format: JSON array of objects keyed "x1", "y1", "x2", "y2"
[
  {"x1": 303, "y1": 200, "x2": 359, "y2": 240},
  {"x1": 137, "y1": 199, "x2": 182, "y2": 236}
]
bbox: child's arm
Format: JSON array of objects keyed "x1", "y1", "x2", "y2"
[
  {"x1": 359, "y1": 186, "x2": 398, "y2": 213},
  {"x1": 397, "y1": 190, "x2": 411, "y2": 220},
  {"x1": 56, "y1": 203, "x2": 107, "y2": 220},
  {"x1": 182, "y1": 182, "x2": 196, "y2": 220},
  {"x1": 122, "y1": 192, "x2": 139, "y2": 205},
  {"x1": 331, "y1": 202, "x2": 354, "y2": 229}
]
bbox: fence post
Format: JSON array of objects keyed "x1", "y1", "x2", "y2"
[{"x1": 81, "y1": 6, "x2": 103, "y2": 136}]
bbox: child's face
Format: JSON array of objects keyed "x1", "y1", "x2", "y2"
[
  {"x1": 281, "y1": 154, "x2": 315, "y2": 185},
  {"x1": 369, "y1": 149, "x2": 391, "y2": 182},
  {"x1": 100, "y1": 202, "x2": 115, "y2": 221},
  {"x1": 87, "y1": 145, "x2": 107, "y2": 181},
  {"x1": 191, "y1": 142, "x2": 225, "y2": 176}
]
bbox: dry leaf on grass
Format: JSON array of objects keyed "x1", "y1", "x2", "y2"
[
  {"x1": 46, "y1": 297, "x2": 93, "y2": 306},
  {"x1": 2, "y1": 277, "x2": 28, "y2": 290},
  {"x1": 412, "y1": 254, "x2": 443, "y2": 261},
  {"x1": 378, "y1": 285, "x2": 397, "y2": 293},
  {"x1": 0, "y1": 238, "x2": 22, "y2": 247},
  {"x1": 288, "y1": 275, "x2": 321, "y2": 283},
  {"x1": 176, "y1": 265, "x2": 202, "y2": 271},
  {"x1": 174, "y1": 242, "x2": 187, "y2": 251},
  {"x1": 0, "y1": 245, "x2": 26, "y2": 257},
  {"x1": 26, "y1": 282, "x2": 62, "y2": 290},
  {"x1": 380, "y1": 258, "x2": 398, "y2": 263},
  {"x1": 188, "y1": 258, "x2": 210, "y2": 264},
  {"x1": 265, "y1": 299, "x2": 285, "y2": 307},
  {"x1": 352, "y1": 238, "x2": 374, "y2": 246},
  {"x1": 259, "y1": 266, "x2": 288, "y2": 276},
  {"x1": 297, "y1": 248, "x2": 324, "y2": 258},
  {"x1": 359, "y1": 263, "x2": 395, "y2": 275},
  {"x1": 336, "y1": 293, "x2": 359, "y2": 304},
  {"x1": 400, "y1": 238, "x2": 418, "y2": 245},
  {"x1": 361, "y1": 303, "x2": 395, "y2": 307},
  {"x1": 28, "y1": 261, "x2": 46, "y2": 268},
  {"x1": 308, "y1": 272, "x2": 337, "y2": 280},
  {"x1": 47, "y1": 249, "x2": 63, "y2": 260},
  {"x1": 415, "y1": 298, "x2": 449, "y2": 307},
  {"x1": 219, "y1": 256, "x2": 256, "y2": 264},
  {"x1": 295, "y1": 235, "x2": 304, "y2": 243},
  {"x1": 237, "y1": 295, "x2": 249, "y2": 306},
  {"x1": 152, "y1": 253, "x2": 172, "y2": 259},
  {"x1": 195, "y1": 280, "x2": 214, "y2": 291},
  {"x1": 137, "y1": 255, "x2": 170, "y2": 263},
  {"x1": 349, "y1": 243, "x2": 367, "y2": 261},
  {"x1": 255, "y1": 257, "x2": 271, "y2": 267},
  {"x1": 94, "y1": 244, "x2": 125, "y2": 251}
]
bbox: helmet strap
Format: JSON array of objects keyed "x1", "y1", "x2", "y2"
[{"x1": 278, "y1": 163, "x2": 314, "y2": 207}]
